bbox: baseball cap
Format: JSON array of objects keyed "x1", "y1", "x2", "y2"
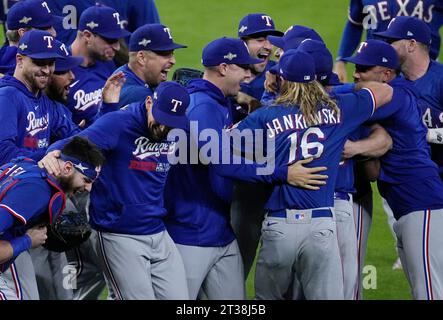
[
  {"x1": 374, "y1": 16, "x2": 432, "y2": 46},
  {"x1": 151, "y1": 81, "x2": 190, "y2": 131},
  {"x1": 325, "y1": 72, "x2": 342, "y2": 86},
  {"x1": 342, "y1": 39, "x2": 399, "y2": 69},
  {"x1": 53, "y1": 40, "x2": 84, "y2": 72},
  {"x1": 129, "y1": 23, "x2": 186, "y2": 52},
  {"x1": 272, "y1": 49, "x2": 316, "y2": 83},
  {"x1": 79, "y1": 5, "x2": 131, "y2": 40},
  {"x1": 7, "y1": 0, "x2": 63, "y2": 30},
  {"x1": 202, "y1": 37, "x2": 262, "y2": 67},
  {"x1": 17, "y1": 30, "x2": 63, "y2": 59},
  {"x1": 297, "y1": 39, "x2": 333, "y2": 82},
  {"x1": 237, "y1": 13, "x2": 283, "y2": 38},
  {"x1": 268, "y1": 25, "x2": 324, "y2": 50}
]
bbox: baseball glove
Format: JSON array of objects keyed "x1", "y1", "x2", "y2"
[
  {"x1": 43, "y1": 210, "x2": 91, "y2": 252},
  {"x1": 172, "y1": 67, "x2": 204, "y2": 87}
]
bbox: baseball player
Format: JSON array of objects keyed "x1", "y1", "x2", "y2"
[
  {"x1": 233, "y1": 48, "x2": 392, "y2": 300},
  {"x1": 164, "y1": 37, "x2": 334, "y2": 300},
  {"x1": 66, "y1": 5, "x2": 130, "y2": 127},
  {"x1": 0, "y1": 136, "x2": 104, "y2": 300},
  {"x1": 108, "y1": 23, "x2": 186, "y2": 110},
  {"x1": 230, "y1": 12, "x2": 283, "y2": 278},
  {"x1": 27, "y1": 39, "x2": 85, "y2": 301},
  {"x1": 343, "y1": 38, "x2": 443, "y2": 299},
  {"x1": 334, "y1": 0, "x2": 443, "y2": 83},
  {"x1": 0, "y1": 0, "x2": 61, "y2": 75},
  {"x1": 40, "y1": 81, "x2": 192, "y2": 300}
]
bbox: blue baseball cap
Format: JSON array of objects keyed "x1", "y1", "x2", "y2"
[
  {"x1": 17, "y1": 30, "x2": 63, "y2": 59},
  {"x1": 129, "y1": 23, "x2": 186, "y2": 52},
  {"x1": 152, "y1": 81, "x2": 190, "y2": 131},
  {"x1": 7, "y1": 0, "x2": 63, "y2": 30},
  {"x1": 53, "y1": 40, "x2": 84, "y2": 72},
  {"x1": 272, "y1": 49, "x2": 316, "y2": 83},
  {"x1": 79, "y1": 5, "x2": 131, "y2": 40},
  {"x1": 342, "y1": 39, "x2": 399, "y2": 69},
  {"x1": 325, "y1": 72, "x2": 341, "y2": 86},
  {"x1": 268, "y1": 25, "x2": 324, "y2": 50},
  {"x1": 202, "y1": 37, "x2": 262, "y2": 67},
  {"x1": 374, "y1": 16, "x2": 432, "y2": 46},
  {"x1": 237, "y1": 13, "x2": 283, "y2": 38},
  {"x1": 297, "y1": 39, "x2": 333, "y2": 82}
]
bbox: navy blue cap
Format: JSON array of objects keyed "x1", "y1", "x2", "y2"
[
  {"x1": 152, "y1": 81, "x2": 190, "y2": 131},
  {"x1": 79, "y1": 5, "x2": 131, "y2": 40},
  {"x1": 374, "y1": 16, "x2": 431, "y2": 46},
  {"x1": 342, "y1": 39, "x2": 399, "y2": 69},
  {"x1": 7, "y1": 0, "x2": 63, "y2": 30},
  {"x1": 202, "y1": 37, "x2": 262, "y2": 67},
  {"x1": 129, "y1": 23, "x2": 186, "y2": 52},
  {"x1": 17, "y1": 30, "x2": 63, "y2": 59},
  {"x1": 325, "y1": 72, "x2": 341, "y2": 86},
  {"x1": 268, "y1": 25, "x2": 324, "y2": 50},
  {"x1": 53, "y1": 40, "x2": 83, "y2": 72},
  {"x1": 237, "y1": 13, "x2": 283, "y2": 38},
  {"x1": 297, "y1": 39, "x2": 333, "y2": 82},
  {"x1": 272, "y1": 49, "x2": 316, "y2": 83}
]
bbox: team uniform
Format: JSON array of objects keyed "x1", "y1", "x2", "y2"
[
  {"x1": 49, "y1": 87, "x2": 190, "y2": 300},
  {"x1": 367, "y1": 77, "x2": 443, "y2": 299},
  {"x1": 0, "y1": 158, "x2": 65, "y2": 300},
  {"x1": 235, "y1": 86, "x2": 379, "y2": 300},
  {"x1": 337, "y1": 0, "x2": 443, "y2": 61},
  {"x1": 66, "y1": 60, "x2": 117, "y2": 127},
  {"x1": 164, "y1": 78, "x2": 288, "y2": 299}
]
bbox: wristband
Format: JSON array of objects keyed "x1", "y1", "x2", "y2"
[{"x1": 10, "y1": 235, "x2": 32, "y2": 259}]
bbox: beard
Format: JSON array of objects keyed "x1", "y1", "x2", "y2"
[
  {"x1": 57, "y1": 174, "x2": 76, "y2": 196},
  {"x1": 45, "y1": 79, "x2": 67, "y2": 104},
  {"x1": 24, "y1": 72, "x2": 49, "y2": 92}
]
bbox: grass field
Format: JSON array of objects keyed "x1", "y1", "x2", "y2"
[{"x1": 155, "y1": 0, "x2": 435, "y2": 300}]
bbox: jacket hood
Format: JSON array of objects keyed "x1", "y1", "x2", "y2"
[
  {"x1": 0, "y1": 75, "x2": 41, "y2": 99},
  {"x1": 187, "y1": 78, "x2": 228, "y2": 105}
]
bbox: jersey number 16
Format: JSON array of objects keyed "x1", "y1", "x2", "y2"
[{"x1": 287, "y1": 127, "x2": 325, "y2": 163}]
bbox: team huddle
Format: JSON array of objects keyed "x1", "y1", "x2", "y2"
[{"x1": 1, "y1": 0, "x2": 443, "y2": 300}]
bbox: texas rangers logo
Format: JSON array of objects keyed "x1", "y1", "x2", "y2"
[
  {"x1": 25, "y1": 111, "x2": 49, "y2": 136},
  {"x1": 73, "y1": 88, "x2": 103, "y2": 111},
  {"x1": 224, "y1": 52, "x2": 237, "y2": 61},
  {"x1": 170, "y1": 99, "x2": 182, "y2": 112},
  {"x1": 86, "y1": 21, "x2": 99, "y2": 30},
  {"x1": 138, "y1": 38, "x2": 151, "y2": 47},
  {"x1": 132, "y1": 137, "x2": 175, "y2": 159},
  {"x1": 19, "y1": 16, "x2": 32, "y2": 24}
]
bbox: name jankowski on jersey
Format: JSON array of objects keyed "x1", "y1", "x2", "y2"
[
  {"x1": 72, "y1": 88, "x2": 103, "y2": 111},
  {"x1": 25, "y1": 111, "x2": 49, "y2": 136},
  {"x1": 265, "y1": 108, "x2": 340, "y2": 138}
]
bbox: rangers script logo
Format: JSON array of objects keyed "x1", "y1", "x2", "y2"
[{"x1": 132, "y1": 137, "x2": 175, "y2": 160}]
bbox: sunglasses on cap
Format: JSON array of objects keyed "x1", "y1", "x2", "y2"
[{"x1": 355, "y1": 64, "x2": 375, "y2": 73}]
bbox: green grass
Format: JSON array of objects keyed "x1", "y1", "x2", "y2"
[{"x1": 156, "y1": 0, "x2": 419, "y2": 300}]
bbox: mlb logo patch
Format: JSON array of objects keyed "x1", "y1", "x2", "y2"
[{"x1": 295, "y1": 213, "x2": 305, "y2": 220}]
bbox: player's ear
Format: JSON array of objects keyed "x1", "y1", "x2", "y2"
[
  {"x1": 219, "y1": 63, "x2": 228, "y2": 76},
  {"x1": 82, "y1": 30, "x2": 94, "y2": 44},
  {"x1": 62, "y1": 161, "x2": 75, "y2": 177},
  {"x1": 15, "y1": 54, "x2": 25, "y2": 68},
  {"x1": 17, "y1": 28, "x2": 27, "y2": 38}
]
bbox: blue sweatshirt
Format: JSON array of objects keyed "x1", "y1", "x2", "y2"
[
  {"x1": 0, "y1": 45, "x2": 17, "y2": 75},
  {"x1": 164, "y1": 79, "x2": 287, "y2": 247},
  {"x1": 111, "y1": 64, "x2": 154, "y2": 109},
  {"x1": 0, "y1": 75, "x2": 81, "y2": 165},
  {"x1": 49, "y1": 102, "x2": 172, "y2": 235}
]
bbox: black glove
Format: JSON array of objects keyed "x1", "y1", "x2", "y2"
[
  {"x1": 172, "y1": 67, "x2": 204, "y2": 87},
  {"x1": 43, "y1": 210, "x2": 91, "y2": 252}
]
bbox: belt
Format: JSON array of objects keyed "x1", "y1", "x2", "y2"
[
  {"x1": 334, "y1": 192, "x2": 351, "y2": 201},
  {"x1": 268, "y1": 208, "x2": 333, "y2": 219}
]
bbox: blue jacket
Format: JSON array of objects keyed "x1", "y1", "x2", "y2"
[
  {"x1": 164, "y1": 79, "x2": 286, "y2": 247},
  {"x1": 49, "y1": 102, "x2": 172, "y2": 235},
  {"x1": 0, "y1": 75, "x2": 81, "y2": 165}
]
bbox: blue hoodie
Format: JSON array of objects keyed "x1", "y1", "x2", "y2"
[
  {"x1": 49, "y1": 102, "x2": 173, "y2": 235},
  {"x1": 0, "y1": 45, "x2": 17, "y2": 76},
  {"x1": 164, "y1": 79, "x2": 287, "y2": 247},
  {"x1": 0, "y1": 75, "x2": 81, "y2": 165}
]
